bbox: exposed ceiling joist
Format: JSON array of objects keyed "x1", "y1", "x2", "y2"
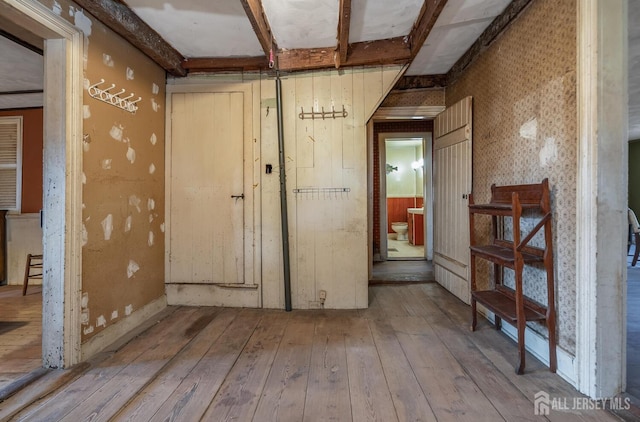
[
  {"x1": 393, "y1": 75, "x2": 447, "y2": 90},
  {"x1": 335, "y1": 0, "x2": 352, "y2": 68},
  {"x1": 408, "y1": 0, "x2": 448, "y2": 56},
  {"x1": 278, "y1": 36, "x2": 411, "y2": 72},
  {"x1": 183, "y1": 56, "x2": 269, "y2": 73},
  {"x1": 73, "y1": 0, "x2": 186, "y2": 76},
  {"x1": 240, "y1": 0, "x2": 276, "y2": 60}
]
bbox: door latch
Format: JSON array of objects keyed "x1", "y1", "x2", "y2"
[{"x1": 231, "y1": 194, "x2": 245, "y2": 201}]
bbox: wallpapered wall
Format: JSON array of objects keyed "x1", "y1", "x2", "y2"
[{"x1": 446, "y1": 0, "x2": 577, "y2": 353}]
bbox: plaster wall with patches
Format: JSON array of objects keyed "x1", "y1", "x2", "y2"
[{"x1": 42, "y1": 0, "x2": 167, "y2": 343}]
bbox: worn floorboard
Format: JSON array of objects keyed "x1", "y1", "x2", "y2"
[
  {"x1": 0, "y1": 286, "x2": 41, "y2": 393},
  {"x1": 0, "y1": 284, "x2": 625, "y2": 422}
]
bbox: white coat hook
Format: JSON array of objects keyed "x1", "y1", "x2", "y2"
[{"x1": 88, "y1": 78, "x2": 142, "y2": 114}]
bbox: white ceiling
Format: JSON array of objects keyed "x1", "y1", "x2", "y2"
[
  {"x1": 0, "y1": 36, "x2": 43, "y2": 109},
  {"x1": 409, "y1": 0, "x2": 511, "y2": 74},
  {"x1": 123, "y1": 0, "x2": 511, "y2": 75},
  {"x1": 0, "y1": 0, "x2": 637, "y2": 142}
]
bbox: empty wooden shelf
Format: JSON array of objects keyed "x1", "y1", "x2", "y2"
[{"x1": 468, "y1": 178, "x2": 556, "y2": 374}]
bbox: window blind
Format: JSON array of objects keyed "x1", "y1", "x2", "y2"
[{"x1": 0, "y1": 117, "x2": 22, "y2": 210}]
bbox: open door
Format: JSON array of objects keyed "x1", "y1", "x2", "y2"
[{"x1": 433, "y1": 96, "x2": 472, "y2": 303}]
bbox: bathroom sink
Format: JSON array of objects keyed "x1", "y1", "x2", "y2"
[{"x1": 408, "y1": 207, "x2": 424, "y2": 215}]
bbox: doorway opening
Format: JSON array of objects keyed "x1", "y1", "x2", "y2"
[
  {"x1": 0, "y1": 0, "x2": 84, "y2": 373},
  {"x1": 379, "y1": 134, "x2": 432, "y2": 261},
  {"x1": 0, "y1": 22, "x2": 46, "y2": 389}
]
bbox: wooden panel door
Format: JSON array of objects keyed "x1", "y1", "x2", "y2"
[
  {"x1": 169, "y1": 90, "x2": 247, "y2": 285},
  {"x1": 433, "y1": 97, "x2": 472, "y2": 303}
]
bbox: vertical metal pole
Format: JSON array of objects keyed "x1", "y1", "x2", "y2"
[{"x1": 276, "y1": 75, "x2": 292, "y2": 311}]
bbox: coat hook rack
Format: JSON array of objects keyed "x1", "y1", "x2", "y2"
[
  {"x1": 88, "y1": 79, "x2": 142, "y2": 114},
  {"x1": 298, "y1": 105, "x2": 348, "y2": 120}
]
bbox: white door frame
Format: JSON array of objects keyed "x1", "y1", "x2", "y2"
[
  {"x1": 575, "y1": 0, "x2": 628, "y2": 398},
  {"x1": 0, "y1": 0, "x2": 83, "y2": 368},
  {"x1": 378, "y1": 132, "x2": 433, "y2": 261}
]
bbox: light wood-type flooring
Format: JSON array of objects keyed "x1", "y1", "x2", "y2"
[
  {"x1": 0, "y1": 286, "x2": 42, "y2": 393},
  {"x1": 0, "y1": 282, "x2": 632, "y2": 421}
]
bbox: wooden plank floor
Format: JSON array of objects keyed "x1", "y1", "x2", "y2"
[
  {"x1": 0, "y1": 283, "x2": 625, "y2": 421},
  {"x1": 0, "y1": 285, "x2": 42, "y2": 392}
]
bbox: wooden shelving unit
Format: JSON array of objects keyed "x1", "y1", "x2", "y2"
[{"x1": 468, "y1": 178, "x2": 556, "y2": 374}]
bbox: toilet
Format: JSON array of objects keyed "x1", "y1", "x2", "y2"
[{"x1": 391, "y1": 222, "x2": 408, "y2": 241}]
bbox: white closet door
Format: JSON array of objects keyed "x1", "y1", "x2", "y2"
[{"x1": 433, "y1": 96, "x2": 472, "y2": 303}]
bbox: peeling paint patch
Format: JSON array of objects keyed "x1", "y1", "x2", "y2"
[
  {"x1": 125, "y1": 304, "x2": 133, "y2": 316},
  {"x1": 149, "y1": 214, "x2": 154, "y2": 223},
  {"x1": 83, "y1": 105, "x2": 91, "y2": 119},
  {"x1": 149, "y1": 163, "x2": 156, "y2": 174},
  {"x1": 124, "y1": 215, "x2": 132, "y2": 232},
  {"x1": 101, "y1": 214, "x2": 113, "y2": 240},
  {"x1": 150, "y1": 133, "x2": 157, "y2": 145},
  {"x1": 96, "y1": 315, "x2": 107, "y2": 328},
  {"x1": 73, "y1": 10, "x2": 92, "y2": 37},
  {"x1": 152, "y1": 83, "x2": 159, "y2": 95},
  {"x1": 81, "y1": 292, "x2": 89, "y2": 326},
  {"x1": 129, "y1": 195, "x2": 141, "y2": 213},
  {"x1": 103, "y1": 54, "x2": 114, "y2": 67},
  {"x1": 126, "y1": 146, "x2": 136, "y2": 164},
  {"x1": 52, "y1": 1, "x2": 62, "y2": 15},
  {"x1": 109, "y1": 124, "x2": 124, "y2": 142},
  {"x1": 160, "y1": 223, "x2": 165, "y2": 233},
  {"x1": 126, "y1": 67, "x2": 135, "y2": 80},
  {"x1": 80, "y1": 310, "x2": 89, "y2": 325},
  {"x1": 151, "y1": 98, "x2": 160, "y2": 112},
  {"x1": 519, "y1": 118, "x2": 537, "y2": 140},
  {"x1": 82, "y1": 172, "x2": 86, "y2": 185},
  {"x1": 127, "y1": 260, "x2": 140, "y2": 278},
  {"x1": 101, "y1": 159, "x2": 112, "y2": 170},
  {"x1": 82, "y1": 224, "x2": 88, "y2": 246},
  {"x1": 539, "y1": 137, "x2": 558, "y2": 167},
  {"x1": 83, "y1": 325, "x2": 94, "y2": 335},
  {"x1": 147, "y1": 198, "x2": 155, "y2": 211},
  {"x1": 111, "y1": 310, "x2": 118, "y2": 320},
  {"x1": 148, "y1": 231, "x2": 154, "y2": 247}
]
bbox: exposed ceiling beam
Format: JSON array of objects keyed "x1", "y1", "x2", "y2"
[
  {"x1": 335, "y1": 0, "x2": 352, "y2": 68},
  {"x1": 240, "y1": 0, "x2": 277, "y2": 61},
  {"x1": 278, "y1": 37, "x2": 410, "y2": 72},
  {"x1": 393, "y1": 75, "x2": 447, "y2": 90},
  {"x1": 72, "y1": 0, "x2": 186, "y2": 76},
  {"x1": 447, "y1": 0, "x2": 534, "y2": 84},
  {"x1": 408, "y1": 0, "x2": 448, "y2": 57},
  {"x1": 183, "y1": 57, "x2": 269, "y2": 73}
]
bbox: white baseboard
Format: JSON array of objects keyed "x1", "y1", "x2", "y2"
[
  {"x1": 81, "y1": 295, "x2": 167, "y2": 361},
  {"x1": 478, "y1": 306, "x2": 576, "y2": 386},
  {"x1": 165, "y1": 283, "x2": 260, "y2": 307}
]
